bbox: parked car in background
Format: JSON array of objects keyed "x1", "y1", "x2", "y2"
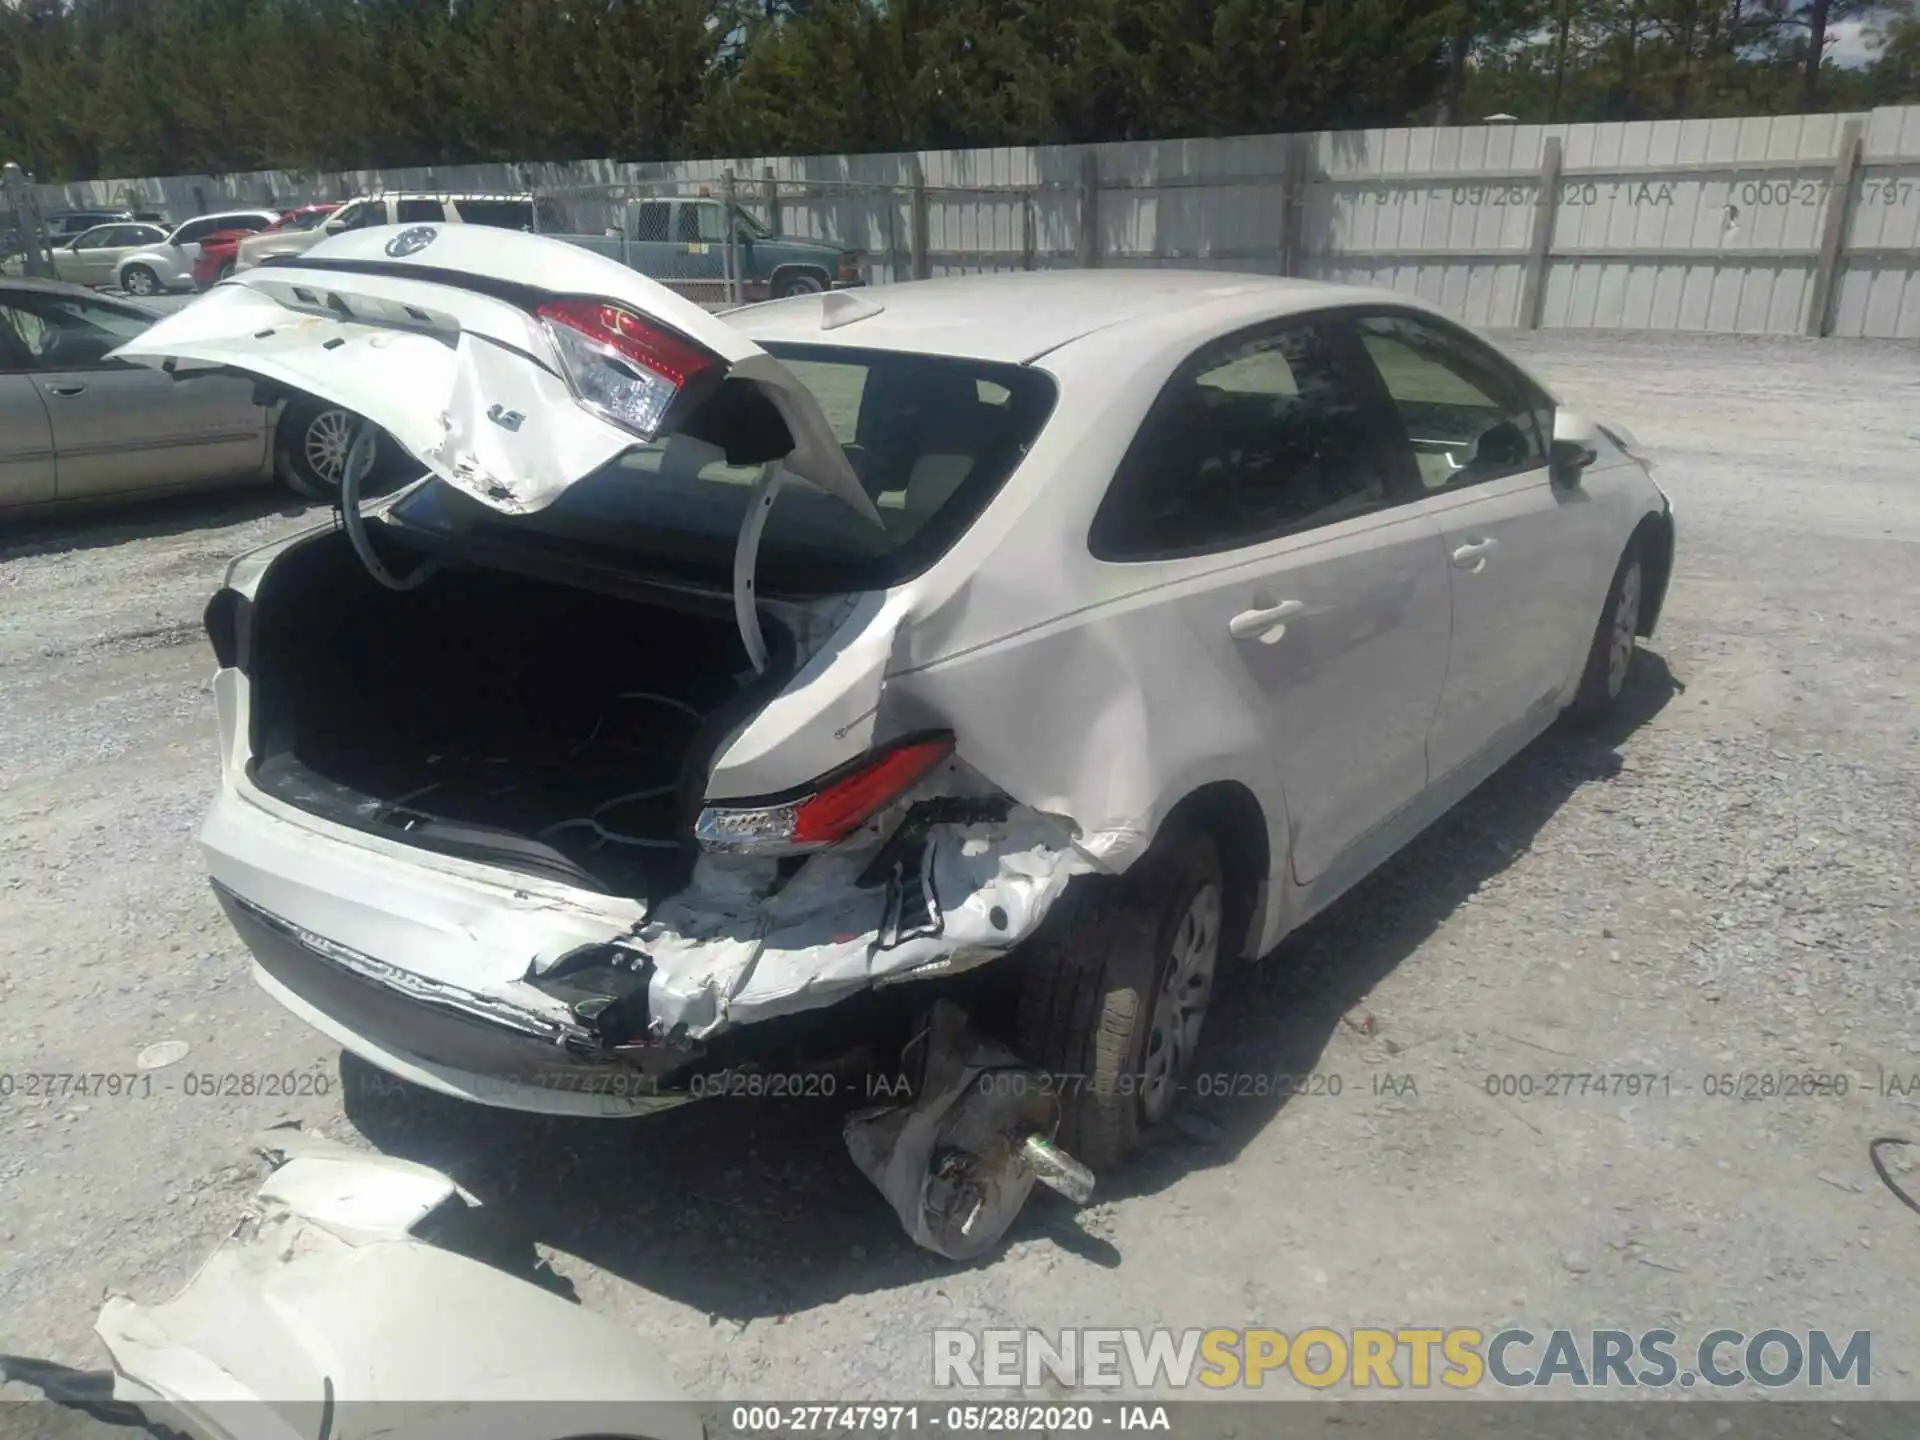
[
  {"x1": 115, "y1": 210, "x2": 281, "y2": 295},
  {"x1": 553, "y1": 196, "x2": 864, "y2": 299},
  {"x1": 193, "y1": 204, "x2": 339, "y2": 289},
  {"x1": 111, "y1": 231, "x2": 1673, "y2": 1206},
  {"x1": 2, "y1": 209, "x2": 135, "y2": 269},
  {"x1": 46, "y1": 222, "x2": 170, "y2": 288},
  {"x1": 0, "y1": 276, "x2": 392, "y2": 512},
  {"x1": 234, "y1": 193, "x2": 554, "y2": 273}
]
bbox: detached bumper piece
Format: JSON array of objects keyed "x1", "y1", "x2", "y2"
[
  {"x1": 845, "y1": 1000, "x2": 1096, "y2": 1261},
  {"x1": 72, "y1": 1128, "x2": 704, "y2": 1440}
]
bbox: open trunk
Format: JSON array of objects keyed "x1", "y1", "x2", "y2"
[{"x1": 246, "y1": 530, "x2": 787, "y2": 901}]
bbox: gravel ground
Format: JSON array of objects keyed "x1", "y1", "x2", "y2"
[{"x1": 1, "y1": 332, "x2": 1917, "y2": 1417}]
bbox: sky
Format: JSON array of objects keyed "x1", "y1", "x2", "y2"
[{"x1": 1829, "y1": 10, "x2": 1889, "y2": 68}]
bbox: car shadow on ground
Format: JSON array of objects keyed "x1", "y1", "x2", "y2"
[
  {"x1": 341, "y1": 651, "x2": 1683, "y2": 1320},
  {"x1": 0, "y1": 486, "x2": 311, "y2": 563}
]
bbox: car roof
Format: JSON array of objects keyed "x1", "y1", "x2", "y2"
[{"x1": 727, "y1": 269, "x2": 1436, "y2": 364}]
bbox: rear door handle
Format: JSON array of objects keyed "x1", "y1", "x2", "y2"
[
  {"x1": 46, "y1": 384, "x2": 87, "y2": 397},
  {"x1": 1229, "y1": 599, "x2": 1305, "y2": 643},
  {"x1": 1451, "y1": 538, "x2": 1497, "y2": 569}
]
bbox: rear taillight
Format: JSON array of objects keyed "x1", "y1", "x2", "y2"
[
  {"x1": 535, "y1": 298, "x2": 718, "y2": 439},
  {"x1": 695, "y1": 734, "x2": 955, "y2": 855}
]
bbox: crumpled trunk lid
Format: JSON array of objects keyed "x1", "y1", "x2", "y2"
[{"x1": 114, "y1": 222, "x2": 872, "y2": 516}]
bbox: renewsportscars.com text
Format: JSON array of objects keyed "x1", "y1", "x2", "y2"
[{"x1": 932, "y1": 1327, "x2": 1872, "y2": 1391}]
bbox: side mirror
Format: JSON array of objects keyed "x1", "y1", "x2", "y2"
[
  {"x1": 1549, "y1": 409, "x2": 1600, "y2": 487},
  {"x1": 322, "y1": 218, "x2": 346, "y2": 235}
]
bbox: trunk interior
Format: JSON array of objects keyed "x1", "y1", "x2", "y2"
[{"x1": 246, "y1": 531, "x2": 785, "y2": 900}]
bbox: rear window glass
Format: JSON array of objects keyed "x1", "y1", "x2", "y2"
[
  {"x1": 454, "y1": 200, "x2": 534, "y2": 230},
  {"x1": 388, "y1": 343, "x2": 1056, "y2": 595}
]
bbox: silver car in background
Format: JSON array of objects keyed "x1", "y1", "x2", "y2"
[
  {"x1": 0, "y1": 278, "x2": 295, "y2": 513},
  {"x1": 44, "y1": 222, "x2": 170, "y2": 288},
  {"x1": 114, "y1": 210, "x2": 281, "y2": 296}
]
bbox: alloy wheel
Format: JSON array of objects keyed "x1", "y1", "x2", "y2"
[
  {"x1": 302, "y1": 408, "x2": 357, "y2": 489},
  {"x1": 1139, "y1": 881, "x2": 1222, "y2": 1125},
  {"x1": 1607, "y1": 561, "x2": 1643, "y2": 697}
]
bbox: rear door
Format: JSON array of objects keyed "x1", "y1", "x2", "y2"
[
  {"x1": 1088, "y1": 315, "x2": 1452, "y2": 886},
  {"x1": 0, "y1": 317, "x2": 56, "y2": 508},
  {"x1": 0, "y1": 289, "x2": 265, "y2": 499},
  {"x1": 1351, "y1": 311, "x2": 1615, "y2": 781}
]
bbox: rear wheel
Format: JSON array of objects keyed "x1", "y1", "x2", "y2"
[
  {"x1": 774, "y1": 271, "x2": 828, "y2": 299},
  {"x1": 276, "y1": 400, "x2": 362, "y2": 500},
  {"x1": 121, "y1": 264, "x2": 159, "y2": 296},
  {"x1": 1015, "y1": 829, "x2": 1223, "y2": 1171},
  {"x1": 1569, "y1": 541, "x2": 1645, "y2": 719}
]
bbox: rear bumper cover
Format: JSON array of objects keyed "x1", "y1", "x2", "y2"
[{"x1": 204, "y1": 774, "x2": 1093, "y2": 1116}]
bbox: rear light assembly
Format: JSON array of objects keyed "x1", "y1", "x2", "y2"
[
  {"x1": 535, "y1": 298, "x2": 718, "y2": 439},
  {"x1": 695, "y1": 734, "x2": 955, "y2": 855}
]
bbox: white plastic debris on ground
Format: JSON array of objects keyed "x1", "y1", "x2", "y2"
[
  {"x1": 628, "y1": 805, "x2": 1098, "y2": 1039},
  {"x1": 91, "y1": 1128, "x2": 704, "y2": 1440}
]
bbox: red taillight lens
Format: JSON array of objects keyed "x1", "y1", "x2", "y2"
[
  {"x1": 694, "y1": 735, "x2": 955, "y2": 854},
  {"x1": 535, "y1": 299, "x2": 718, "y2": 438},
  {"x1": 792, "y1": 739, "x2": 953, "y2": 846},
  {"x1": 536, "y1": 300, "x2": 712, "y2": 386}
]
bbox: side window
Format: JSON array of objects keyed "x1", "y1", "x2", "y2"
[
  {"x1": 674, "y1": 205, "x2": 703, "y2": 242},
  {"x1": 396, "y1": 198, "x2": 446, "y2": 223},
  {"x1": 1090, "y1": 322, "x2": 1392, "y2": 560},
  {"x1": 1356, "y1": 314, "x2": 1547, "y2": 491},
  {"x1": 70, "y1": 229, "x2": 108, "y2": 250},
  {"x1": 337, "y1": 201, "x2": 383, "y2": 231},
  {"x1": 0, "y1": 294, "x2": 151, "y2": 370},
  {"x1": 173, "y1": 218, "x2": 217, "y2": 245},
  {"x1": 633, "y1": 203, "x2": 671, "y2": 241},
  {"x1": 453, "y1": 200, "x2": 532, "y2": 230},
  {"x1": 694, "y1": 203, "x2": 729, "y2": 243}
]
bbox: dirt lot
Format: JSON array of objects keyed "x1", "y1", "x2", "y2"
[{"x1": 2, "y1": 331, "x2": 1917, "y2": 1409}]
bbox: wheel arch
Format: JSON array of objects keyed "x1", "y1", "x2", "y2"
[{"x1": 1154, "y1": 781, "x2": 1270, "y2": 961}]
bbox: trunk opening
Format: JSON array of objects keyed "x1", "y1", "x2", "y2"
[{"x1": 246, "y1": 531, "x2": 791, "y2": 900}]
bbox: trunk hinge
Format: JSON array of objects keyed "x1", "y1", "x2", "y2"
[{"x1": 733, "y1": 460, "x2": 786, "y2": 674}]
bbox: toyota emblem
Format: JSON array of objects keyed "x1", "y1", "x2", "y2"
[{"x1": 385, "y1": 225, "x2": 439, "y2": 258}]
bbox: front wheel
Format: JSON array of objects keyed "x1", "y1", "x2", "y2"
[
  {"x1": 121, "y1": 264, "x2": 160, "y2": 296},
  {"x1": 1015, "y1": 829, "x2": 1224, "y2": 1171},
  {"x1": 276, "y1": 400, "x2": 362, "y2": 500},
  {"x1": 1569, "y1": 542, "x2": 1645, "y2": 719}
]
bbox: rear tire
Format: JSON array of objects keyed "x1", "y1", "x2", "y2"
[
  {"x1": 122, "y1": 264, "x2": 159, "y2": 296},
  {"x1": 1569, "y1": 540, "x2": 1645, "y2": 720},
  {"x1": 1015, "y1": 829, "x2": 1223, "y2": 1172},
  {"x1": 276, "y1": 400, "x2": 362, "y2": 500},
  {"x1": 775, "y1": 271, "x2": 828, "y2": 299}
]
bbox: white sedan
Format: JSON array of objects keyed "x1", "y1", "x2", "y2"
[{"x1": 116, "y1": 228, "x2": 1673, "y2": 1234}]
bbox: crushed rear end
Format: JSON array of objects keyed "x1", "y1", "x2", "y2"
[{"x1": 116, "y1": 225, "x2": 1095, "y2": 1127}]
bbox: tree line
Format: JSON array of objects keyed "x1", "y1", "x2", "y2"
[{"x1": 1, "y1": 0, "x2": 1915, "y2": 182}]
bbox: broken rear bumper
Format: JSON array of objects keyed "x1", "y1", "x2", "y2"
[
  {"x1": 204, "y1": 772, "x2": 1095, "y2": 1117},
  {"x1": 217, "y1": 881, "x2": 692, "y2": 1116}
]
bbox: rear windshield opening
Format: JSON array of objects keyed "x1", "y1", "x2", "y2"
[{"x1": 388, "y1": 343, "x2": 1057, "y2": 595}]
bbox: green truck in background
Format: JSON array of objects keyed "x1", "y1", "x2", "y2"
[{"x1": 550, "y1": 196, "x2": 866, "y2": 303}]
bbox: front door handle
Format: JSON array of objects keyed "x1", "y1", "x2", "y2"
[
  {"x1": 46, "y1": 384, "x2": 87, "y2": 397},
  {"x1": 1229, "y1": 599, "x2": 1305, "y2": 644},
  {"x1": 1451, "y1": 537, "x2": 1497, "y2": 570}
]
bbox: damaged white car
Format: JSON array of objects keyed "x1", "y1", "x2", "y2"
[{"x1": 118, "y1": 227, "x2": 1673, "y2": 1206}]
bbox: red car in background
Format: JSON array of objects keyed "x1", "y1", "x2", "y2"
[{"x1": 192, "y1": 204, "x2": 339, "y2": 289}]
